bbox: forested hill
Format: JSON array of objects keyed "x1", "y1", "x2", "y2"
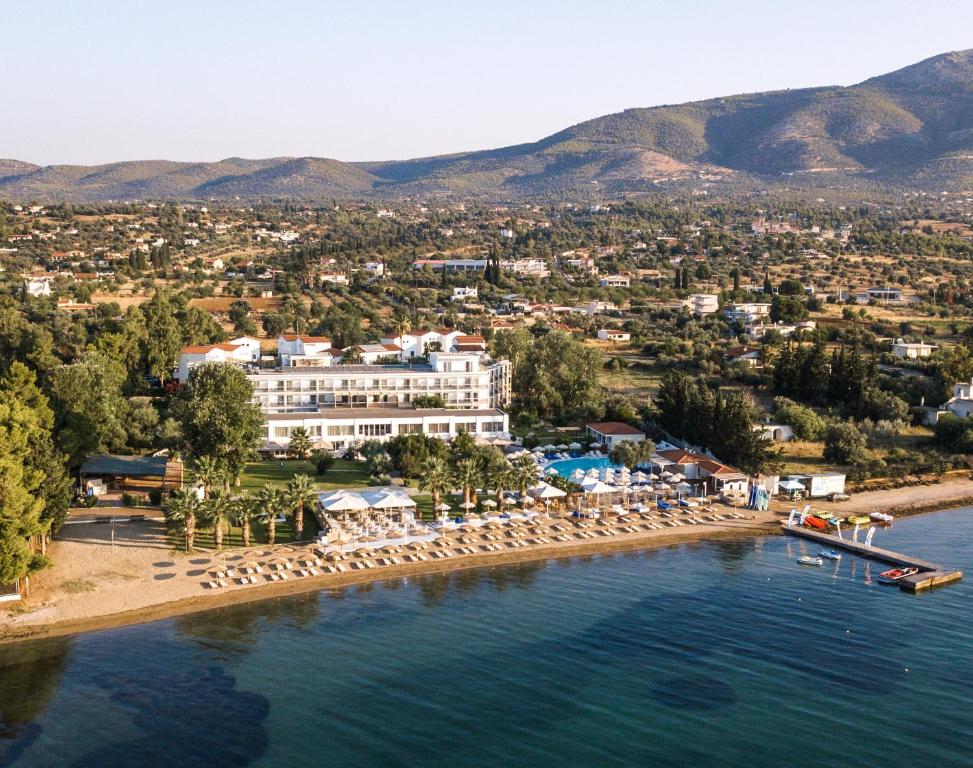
[{"x1": 3, "y1": 49, "x2": 973, "y2": 201}]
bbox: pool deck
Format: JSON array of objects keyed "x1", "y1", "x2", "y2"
[{"x1": 781, "y1": 523, "x2": 963, "y2": 593}]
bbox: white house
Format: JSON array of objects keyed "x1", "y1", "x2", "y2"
[
  {"x1": 943, "y1": 379, "x2": 973, "y2": 420},
  {"x1": 320, "y1": 272, "x2": 349, "y2": 286},
  {"x1": 452, "y1": 286, "x2": 478, "y2": 302},
  {"x1": 754, "y1": 423, "x2": 795, "y2": 442},
  {"x1": 688, "y1": 293, "x2": 719, "y2": 316},
  {"x1": 379, "y1": 328, "x2": 464, "y2": 360},
  {"x1": 724, "y1": 303, "x2": 771, "y2": 324},
  {"x1": 599, "y1": 275, "x2": 631, "y2": 288},
  {"x1": 892, "y1": 338, "x2": 937, "y2": 359},
  {"x1": 227, "y1": 336, "x2": 261, "y2": 362},
  {"x1": 363, "y1": 261, "x2": 385, "y2": 277},
  {"x1": 24, "y1": 277, "x2": 52, "y2": 296},
  {"x1": 177, "y1": 340, "x2": 255, "y2": 382},
  {"x1": 597, "y1": 329, "x2": 631, "y2": 342},
  {"x1": 278, "y1": 335, "x2": 334, "y2": 367},
  {"x1": 586, "y1": 422, "x2": 646, "y2": 450}
]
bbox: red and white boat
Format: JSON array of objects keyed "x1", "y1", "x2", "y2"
[{"x1": 877, "y1": 567, "x2": 919, "y2": 585}]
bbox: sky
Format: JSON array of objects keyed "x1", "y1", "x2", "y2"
[{"x1": 3, "y1": 0, "x2": 973, "y2": 166}]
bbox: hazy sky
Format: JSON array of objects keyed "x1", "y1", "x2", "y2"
[{"x1": 4, "y1": 0, "x2": 972, "y2": 165}]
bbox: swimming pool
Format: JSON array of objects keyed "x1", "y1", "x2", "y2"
[{"x1": 546, "y1": 456, "x2": 621, "y2": 477}]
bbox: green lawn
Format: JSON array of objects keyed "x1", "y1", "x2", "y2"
[{"x1": 239, "y1": 459, "x2": 372, "y2": 491}]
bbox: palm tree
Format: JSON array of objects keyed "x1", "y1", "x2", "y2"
[
  {"x1": 288, "y1": 427, "x2": 313, "y2": 460},
  {"x1": 256, "y1": 485, "x2": 285, "y2": 546},
  {"x1": 511, "y1": 454, "x2": 538, "y2": 498},
  {"x1": 418, "y1": 455, "x2": 451, "y2": 511},
  {"x1": 490, "y1": 464, "x2": 517, "y2": 506},
  {"x1": 286, "y1": 473, "x2": 317, "y2": 540},
  {"x1": 166, "y1": 488, "x2": 201, "y2": 552},
  {"x1": 454, "y1": 457, "x2": 481, "y2": 509},
  {"x1": 202, "y1": 490, "x2": 233, "y2": 551},
  {"x1": 192, "y1": 455, "x2": 226, "y2": 499},
  {"x1": 232, "y1": 491, "x2": 258, "y2": 548},
  {"x1": 392, "y1": 315, "x2": 411, "y2": 357}
]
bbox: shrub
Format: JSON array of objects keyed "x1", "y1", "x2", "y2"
[
  {"x1": 773, "y1": 397, "x2": 826, "y2": 441},
  {"x1": 315, "y1": 452, "x2": 336, "y2": 475},
  {"x1": 122, "y1": 492, "x2": 147, "y2": 507},
  {"x1": 148, "y1": 489, "x2": 163, "y2": 506},
  {"x1": 823, "y1": 422, "x2": 868, "y2": 465},
  {"x1": 83, "y1": 494, "x2": 98, "y2": 508}
]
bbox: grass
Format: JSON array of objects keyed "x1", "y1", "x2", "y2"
[{"x1": 239, "y1": 459, "x2": 372, "y2": 491}]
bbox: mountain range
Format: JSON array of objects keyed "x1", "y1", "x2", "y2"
[{"x1": 3, "y1": 49, "x2": 973, "y2": 201}]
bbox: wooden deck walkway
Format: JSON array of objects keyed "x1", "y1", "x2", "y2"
[{"x1": 782, "y1": 524, "x2": 962, "y2": 593}]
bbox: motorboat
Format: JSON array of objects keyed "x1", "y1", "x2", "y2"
[
  {"x1": 877, "y1": 567, "x2": 919, "y2": 585},
  {"x1": 819, "y1": 550, "x2": 842, "y2": 561},
  {"x1": 847, "y1": 515, "x2": 871, "y2": 526},
  {"x1": 798, "y1": 556, "x2": 824, "y2": 566},
  {"x1": 869, "y1": 511, "x2": 894, "y2": 524}
]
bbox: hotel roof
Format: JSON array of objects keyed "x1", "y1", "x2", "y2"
[{"x1": 266, "y1": 407, "x2": 505, "y2": 421}]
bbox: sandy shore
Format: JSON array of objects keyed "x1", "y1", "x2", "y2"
[{"x1": 3, "y1": 476, "x2": 972, "y2": 644}]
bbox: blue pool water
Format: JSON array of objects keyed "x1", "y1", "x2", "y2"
[
  {"x1": 2, "y1": 508, "x2": 973, "y2": 767},
  {"x1": 546, "y1": 456, "x2": 620, "y2": 477}
]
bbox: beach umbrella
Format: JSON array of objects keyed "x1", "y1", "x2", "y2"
[
  {"x1": 435, "y1": 502, "x2": 452, "y2": 512},
  {"x1": 481, "y1": 499, "x2": 498, "y2": 508},
  {"x1": 501, "y1": 496, "x2": 517, "y2": 505},
  {"x1": 458, "y1": 501, "x2": 476, "y2": 509},
  {"x1": 520, "y1": 495, "x2": 535, "y2": 505},
  {"x1": 529, "y1": 483, "x2": 567, "y2": 500}
]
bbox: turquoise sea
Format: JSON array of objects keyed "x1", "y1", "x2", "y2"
[{"x1": 2, "y1": 508, "x2": 972, "y2": 767}]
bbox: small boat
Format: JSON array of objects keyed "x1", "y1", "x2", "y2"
[
  {"x1": 816, "y1": 511, "x2": 834, "y2": 521},
  {"x1": 877, "y1": 567, "x2": 919, "y2": 585},
  {"x1": 804, "y1": 515, "x2": 827, "y2": 530},
  {"x1": 819, "y1": 550, "x2": 842, "y2": 561},
  {"x1": 847, "y1": 516, "x2": 871, "y2": 526},
  {"x1": 798, "y1": 556, "x2": 824, "y2": 566},
  {"x1": 870, "y1": 512, "x2": 894, "y2": 524}
]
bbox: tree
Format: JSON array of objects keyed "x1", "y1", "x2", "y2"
[
  {"x1": 609, "y1": 439, "x2": 656, "y2": 469},
  {"x1": 166, "y1": 488, "x2": 201, "y2": 552},
  {"x1": 286, "y1": 473, "x2": 317, "y2": 540},
  {"x1": 288, "y1": 427, "x2": 313, "y2": 460},
  {"x1": 773, "y1": 397, "x2": 826, "y2": 441},
  {"x1": 515, "y1": 331, "x2": 603, "y2": 422},
  {"x1": 823, "y1": 422, "x2": 868, "y2": 465},
  {"x1": 50, "y1": 351, "x2": 128, "y2": 463},
  {"x1": 453, "y1": 457, "x2": 482, "y2": 508},
  {"x1": 510, "y1": 454, "x2": 537, "y2": 497},
  {"x1": 201, "y1": 490, "x2": 233, "y2": 550},
  {"x1": 141, "y1": 291, "x2": 183, "y2": 385},
  {"x1": 174, "y1": 363, "x2": 264, "y2": 487},
  {"x1": 192, "y1": 455, "x2": 228, "y2": 498},
  {"x1": 232, "y1": 491, "x2": 258, "y2": 548},
  {"x1": 256, "y1": 485, "x2": 285, "y2": 545},
  {"x1": 418, "y1": 455, "x2": 451, "y2": 509}
]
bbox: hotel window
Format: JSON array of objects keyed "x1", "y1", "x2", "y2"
[
  {"x1": 358, "y1": 423, "x2": 392, "y2": 437},
  {"x1": 397, "y1": 423, "x2": 422, "y2": 435},
  {"x1": 427, "y1": 422, "x2": 450, "y2": 434},
  {"x1": 482, "y1": 421, "x2": 504, "y2": 433},
  {"x1": 327, "y1": 425, "x2": 355, "y2": 436},
  {"x1": 456, "y1": 422, "x2": 477, "y2": 433},
  {"x1": 273, "y1": 426, "x2": 290, "y2": 438}
]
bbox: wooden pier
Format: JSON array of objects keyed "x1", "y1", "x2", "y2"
[{"x1": 782, "y1": 524, "x2": 963, "y2": 592}]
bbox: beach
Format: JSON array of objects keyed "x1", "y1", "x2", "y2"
[{"x1": 3, "y1": 476, "x2": 973, "y2": 644}]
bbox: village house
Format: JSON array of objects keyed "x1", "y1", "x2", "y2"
[
  {"x1": 586, "y1": 421, "x2": 646, "y2": 450},
  {"x1": 452, "y1": 286, "x2": 478, "y2": 302},
  {"x1": 688, "y1": 293, "x2": 719, "y2": 316},
  {"x1": 724, "y1": 302, "x2": 771, "y2": 324},
  {"x1": 599, "y1": 274, "x2": 631, "y2": 288},
  {"x1": 176, "y1": 336, "x2": 260, "y2": 382},
  {"x1": 278, "y1": 335, "x2": 334, "y2": 367},
  {"x1": 597, "y1": 329, "x2": 631, "y2": 342},
  {"x1": 892, "y1": 338, "x2": 937, "y2": 359},
  {"x1": 653, "y1": 448, "x2": 749, "y2": 498}
]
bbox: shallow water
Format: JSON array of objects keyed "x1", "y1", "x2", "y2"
[{"x1": 2, "y1": 508, "x2": 972, "y2": 767}]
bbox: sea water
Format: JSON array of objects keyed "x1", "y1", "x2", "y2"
[{"x1": 2, "y1": 508, "x2": 972, "y2": 767}]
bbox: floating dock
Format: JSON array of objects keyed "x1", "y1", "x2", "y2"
[{"x1": 782, "y1": 524, "x2": 963, "y2": 592}]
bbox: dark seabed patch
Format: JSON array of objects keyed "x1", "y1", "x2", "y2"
[{"x1": 650, "y1": 674, "x2": 738, "y2": 711}]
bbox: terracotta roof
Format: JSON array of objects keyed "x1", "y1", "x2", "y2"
[
  {"x1": 280, "y1": 334, "x2": 331, "y2": 343},
  {"x1": 657, "y1": 449, "x2": 699, "y2": 464},
  {"x1": 586, "y1": 421, "x2": 645, "y2": 436},
  {"x1": 455, "y1": 335, "x2": 485, "y2": 344},
  {"x1": 181, "y1": 343, "x2": 238, "y2": 354}
]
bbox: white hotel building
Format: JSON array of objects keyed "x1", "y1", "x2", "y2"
[{"x1": 249, "y1": 349, "x2": 511, "y2": 453}]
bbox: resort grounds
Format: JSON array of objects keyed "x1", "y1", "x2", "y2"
[{"x1": 4, "y1": 475, "x2": 973, "y2": 643}]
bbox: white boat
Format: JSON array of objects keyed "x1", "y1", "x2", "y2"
[
  {"x1": 798, "y1": 556, "x2": 824, "y2": 566},
  {"x1": 869, "y1": 511, "x2": 894, "y2": 523}
]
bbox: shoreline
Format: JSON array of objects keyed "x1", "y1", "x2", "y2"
[{"x1": 3, "y1": 479, "x2": 973, "y2": 646}]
